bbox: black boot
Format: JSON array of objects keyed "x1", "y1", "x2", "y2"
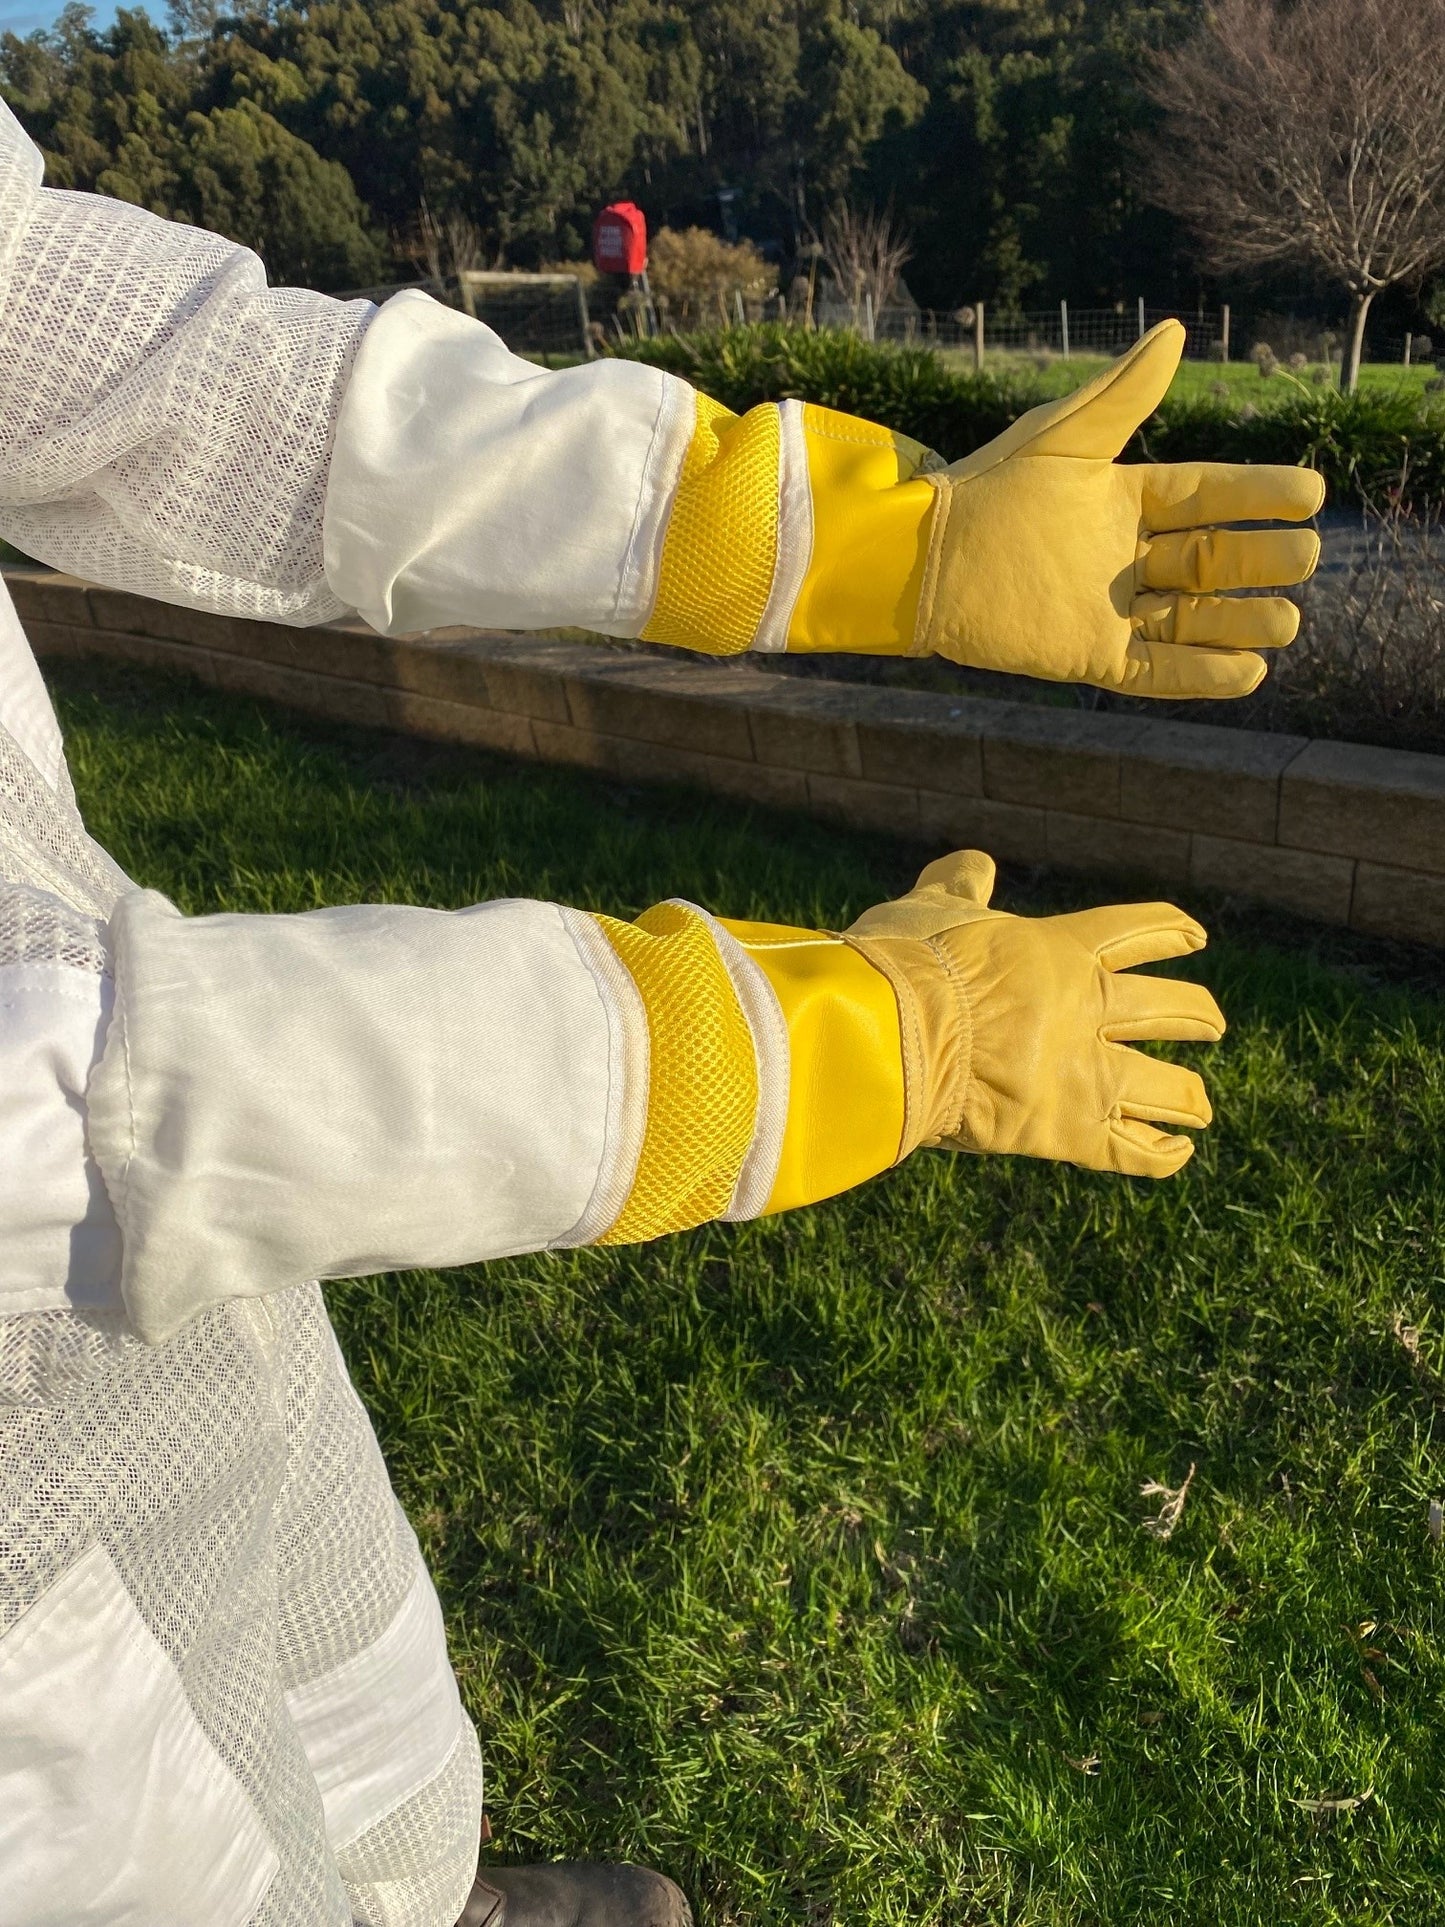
[{"x1": 457, "y1": 1862, "x2": 692, "y2": 1927}]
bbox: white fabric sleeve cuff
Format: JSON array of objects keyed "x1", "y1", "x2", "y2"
[
  {"x1": 86, "y1": 888, "x2": 645, "y2": 1343},
  {"x1": 322, "y1": 290, "x2": 696, "y2": 638}
]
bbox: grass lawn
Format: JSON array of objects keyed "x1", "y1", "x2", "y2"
[
  {"x1": 936, "y1": 350, "x2": 1439, "y2": 406},
  {"x1": 55, "y1": 655, "x2": 1445, "y2": 1926}
]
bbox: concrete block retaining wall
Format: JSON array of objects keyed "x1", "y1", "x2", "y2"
[{"x1": 12, "y1": 567, "x2": 1445, "y2": 947}]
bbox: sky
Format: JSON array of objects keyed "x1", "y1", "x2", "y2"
[{"x1": 1, "y1": 0, "x2": 123, "y2": 38}]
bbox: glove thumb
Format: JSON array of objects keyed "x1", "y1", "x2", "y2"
[
  {"x1": 945, "y1": 320, "x2": 1184, "y2": 482},
  {"x1": 845, "y1": 849, "x2": 997, "y2": 941},
  {"x1": 914, "y1": 848, "x2": 996, "y2": 906}
]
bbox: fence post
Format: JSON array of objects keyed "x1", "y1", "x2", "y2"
[
  {"x1": 1137, "y1": 296, "x2": 1146, "y2": 341},
  {"x1": 1221, "y1": 303, "x2": 1230, "y2": 363},
  {"x1": 458, "y1": 272, "x2": 478, "y2": 320},
  {"x1": 734, "y1": 288, "x2": 745, "y2": 327},
  {"x1": 863, "y1": 289, "x2": 875, "y2": 341},
  {"x1": 1405, "y1": 331, "x2": 1413, "y2": 367},
  {"x1": 574, "y1": 276, "x2": 595, "y2": 360},
  {"x1": 1060, "y1": 298, "x2": 1069, "y2": 358},
  {"x1": 974, "y1": 300, "x2": 985, "y2": 370}
]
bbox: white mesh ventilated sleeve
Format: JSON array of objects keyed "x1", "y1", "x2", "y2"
[
  {"x1": 0, "y1": 100, "x2": 370, "y2": 624},
  {"x1": 85, "y1": 889, "x2": 653, "y2": 1343},
  {"x1": 322, "y1": 289, "x2": 696, "y2": 637},
  {"x1": 0, "y1": 100, "x2": 697, "y2": 636}
]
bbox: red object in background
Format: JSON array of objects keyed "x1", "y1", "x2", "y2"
[{"x1": 592, "y1": 201, "x2": 648, "y2": 275}]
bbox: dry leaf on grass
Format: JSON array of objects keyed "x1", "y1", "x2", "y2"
[
  {"x1": 1290, "y1": 1789, "x2": 1373, "y2": 1814},
  {"x1": 1141, "y1": 1462, "x2": 1197, "y2": 1540}
]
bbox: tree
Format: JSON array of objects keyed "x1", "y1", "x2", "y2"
[
  {"x1": 817, "y1": 200, "x2": 909, "y2": 327},
  {"x1": 858, "y1": 0, "x2": 1200, "y2": 312},
  {"x1": 1144, "y1": 0, "x2": 1445, "y2": 391},
  {"x1": 177, "y1": 99, "x2": 383, "y2": 288}
]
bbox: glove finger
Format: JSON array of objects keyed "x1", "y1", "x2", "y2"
[
  {"x1": 914, "y1": 848, "x2": 996, "y2": 906},
  {"x1": 1141, "y1": 461, "x2": 1325, "y2": 531},
  {"x1": 1057, "y1": 901, "x2": 1206, "y2": 970},
  {"x1": 1107, "y1": 1117, "x2": 1196, "y2": 1179},
  {"x1": 1108, "y1": 636, "x2": 1268, "y2": 699},
  {"x1": 1102, "y1": 969, "x2": 1225, "y2": 1042},
  {"x1": 1132, "y1": 591, "x2": 1300, "y2": 650},
  {"x1": 1141, "y1": 526, "x2": 1321, "y2": 593},
  {"x1": 1113, "y1": 1048, "x2": 1213, "y2": 1129}
]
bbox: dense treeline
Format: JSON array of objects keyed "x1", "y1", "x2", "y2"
[{"x1": 0, "y1": 0, "x2": 1212, "y2": 302}]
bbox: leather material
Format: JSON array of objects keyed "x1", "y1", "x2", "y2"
[
  {"x1": 912, "y1": 321, "x2": 1323, "y2": 695},
  {"x1": 844, "y1": 849, "x2": 1228, "y2": 1179},
  {"x1": 457, "y1": 1863, "x2": 692, "y2": 1927},
  {"x1": 776, "y1": 322, "x2": 1324, "y2": 698}
]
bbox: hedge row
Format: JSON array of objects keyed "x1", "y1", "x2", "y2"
[{"x1": 613, "y1": 325, "x2": 1445, "y2": 510}]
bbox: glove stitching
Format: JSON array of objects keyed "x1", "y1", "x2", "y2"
[
  {"x1": 926, "y1": 932, "x2": 976, "y2": 1146},
  {"x1": 842, "y1": 932, "x2": 926, "y2": 1161},
  {"x1": 891, "y1": 945, "x2": 928, "y2": 1159},
  {"x1": 914, "y1": 479, "x2": 950, "y2": 656}
]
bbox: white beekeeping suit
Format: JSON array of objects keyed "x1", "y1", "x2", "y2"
[
  {"x1": 0, "y1": 101, "x2": 717, "y2": 1927},
  {"x1": 0, "y1": 92, "x2": 1245, "y2": 1927}
]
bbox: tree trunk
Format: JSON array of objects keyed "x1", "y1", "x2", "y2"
[{"x1": 1342, "y1": 290, "x2": 1374, "y2": 393}]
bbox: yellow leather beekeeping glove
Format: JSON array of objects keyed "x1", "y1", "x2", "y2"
[
  {"x1": 839, "y1": 849, "x2": 1224, "y2": 1178},
  {"x1": 586, "y1": 855, "x2": 1222, "y2": 1245},
  {"x1": 642, "y1": 321, "x2": 1323, "y2": 698},
  {"x1": 726, "y1": 849, "x2": 1223, "y2": 1211}
]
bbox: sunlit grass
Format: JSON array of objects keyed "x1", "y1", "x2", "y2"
[{"x1": 58, "y1": 655, "x2": 1445, "y2": 1926}]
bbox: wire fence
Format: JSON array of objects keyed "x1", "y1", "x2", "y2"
[{"x1": 332, "y1": 275, "x2": 1439, "y2": 373}]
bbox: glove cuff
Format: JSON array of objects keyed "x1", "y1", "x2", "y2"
[
  {"x1": 842, "y1": 932, "x2": 975, "y2": 1156},
  {"x1": 721, "y1": 921, "x2": 907, "y2": 1213},
  {"x1": 639, "y1": 391, "x2": 938, "y2": 657},
  {"x1": 591, "y1": 901, "x2": 765, "y2": 1242}
]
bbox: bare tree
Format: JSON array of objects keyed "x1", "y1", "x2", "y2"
[
  {"x1": 818, "y1": 202, "x2": 911, "y2": 337},
  {"x1": 397, "y1": 201, "x2": 491, "y2": 290},
  {"x1": 1144, "y1": 0, "x2": 1445, "y2": 391}
]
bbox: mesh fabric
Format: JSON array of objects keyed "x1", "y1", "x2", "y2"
[
  {"x1": 0, "y1": 712, "x2": 130, "y2": 916},
  {"x1": 594, "y1": 901, "x2": 759, "y2": 1242},
  {"x1": 641, "y1": 393, "x2": 780, "y2": 655},
  {"x1": 0, "y1": 1282, "x2": 483, "y2": 1926},
  {"x1": 0, "y1": 104, "x2": 370, "y2": 623},
  {"x1": 0, "y1": 645, "x2": 479, "y2": 1922},
  {"x1": 0, "y1": 877, "x2": 107, "y2": 973},
  {"x1": 339, "y1": 1724, "x2": 484, "y2": 1927}
]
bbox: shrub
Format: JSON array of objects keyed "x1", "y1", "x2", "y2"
[
  {"x1": 646, "y1": 229, "x2": 777, "y2": 327},
  {"x1": 614, "y1": 323, "x2": 1445, "y2": 510}
]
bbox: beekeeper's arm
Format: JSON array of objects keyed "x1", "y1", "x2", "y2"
[
  {"x1": 0, "y1": 104, "x2": 1318, "y2": 696},
  {"x1": 0, "y1": 104, "x2": 1220, "y2": 1343},
  {"x1": 85, "y1": 850, "x2": 1222, "y2": 1343}
]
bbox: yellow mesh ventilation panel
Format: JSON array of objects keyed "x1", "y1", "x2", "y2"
[
  {"x1": 593, "y1": 901, "x2": 759, "y2": 1242},
  {"x1": 641, "y1": 393, "x2": 781, "y2": 655}
]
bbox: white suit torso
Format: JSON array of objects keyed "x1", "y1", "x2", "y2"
[{"x1": 0, "y1": 91, "x2": 715, "y2": 1927}]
